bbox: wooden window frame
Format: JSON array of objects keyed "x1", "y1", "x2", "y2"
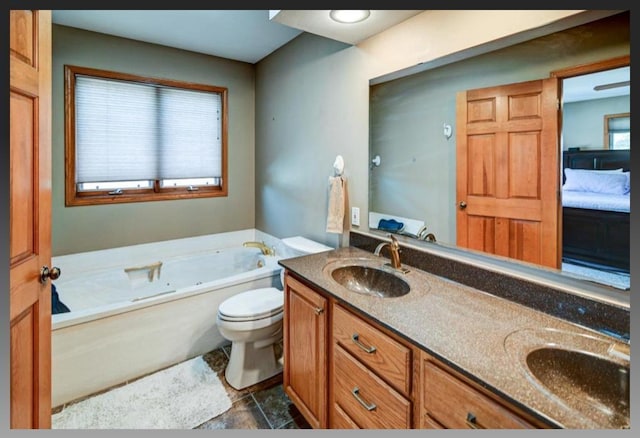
[
  {"x1": 603, "y1": 112, "x2": 630, "y2": 150},
  {"x1": 64, "y1": 65, "x2": 228, "y2": 206}
]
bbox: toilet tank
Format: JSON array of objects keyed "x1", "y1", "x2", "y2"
[
  {"x1": 280, "y1": 236, "x2": 333, "y2": 258},
  {"x1": 277, "y1": 236, "x2": 333, "y2": 288}
]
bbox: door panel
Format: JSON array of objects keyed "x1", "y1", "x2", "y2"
[
  {"x1": 9, "y1": 9, "x2": 52, "y2": 429},
  {"x1": 456, "y1": 78, "x2": 559, "y2": 268}
]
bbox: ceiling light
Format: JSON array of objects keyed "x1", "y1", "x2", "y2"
[
  {"x1": 593, "y1": 80, "x2": 630, "y2": 91},
  {"x1": 329, "y1": 10, "x2": 371, "y2": 24}
]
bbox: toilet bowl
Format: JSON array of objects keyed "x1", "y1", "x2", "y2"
[{"x1": 216, "y1": 236, "x2": 332, "y2": 390}]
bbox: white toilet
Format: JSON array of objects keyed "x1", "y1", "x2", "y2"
[{"x1": 216, "y1": 236, "x2": 332, "y2": 390}]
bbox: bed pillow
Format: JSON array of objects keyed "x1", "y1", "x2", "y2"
[
  {"x1": 563, "y1": 168, "x2": 629, "y2": 195},
  {"x1": 623, "y1": 171, "x2": 630, "y2": 194}
]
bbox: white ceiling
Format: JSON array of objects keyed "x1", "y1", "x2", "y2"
[
  {"x1": 270, "y1": 10, "x2": 423, "y2": 45},
  {"x1": 563, "y1": 66, "x2": 630, "y2": 103},
  {"x1": 51, "y1": 9, "x2": 629, "y2": 101},
  {"x1": 51, "y1": 10, "x2": 423, "y2": 64}
]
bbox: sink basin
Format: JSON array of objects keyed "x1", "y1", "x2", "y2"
[
  {"x1": 525, "y1": 347, "x2": 629, "y2": 424},
  {"x1": 330, "y1": 265, "x2": 410, "y2": 298}
]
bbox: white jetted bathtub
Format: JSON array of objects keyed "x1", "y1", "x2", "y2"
[{"x1": 51, "y1": 229, "x2": 283, "y2": 407}]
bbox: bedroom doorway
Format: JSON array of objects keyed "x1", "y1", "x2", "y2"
[{"x1": 552, "y1": 55, "x2": 630, "y2": 290}]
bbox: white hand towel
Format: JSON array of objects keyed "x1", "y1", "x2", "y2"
[{"x1": 326, "y1": 176, "x2": 345, "y2": 234}]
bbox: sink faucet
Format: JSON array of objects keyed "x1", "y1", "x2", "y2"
[
  {"x1": 374, "y1": 234, "x2": 402, "y2": 270},
  {"x1": 243, "y1": 241, "x2": 275, "y2": 256}
]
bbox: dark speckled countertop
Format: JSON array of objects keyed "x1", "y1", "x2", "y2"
[{"x1": 278, "y1": 246, "x2": 630, "y2": 429}]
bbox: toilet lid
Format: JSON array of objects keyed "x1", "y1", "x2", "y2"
[{"x1": 218, "y1": 287, "x2": 283, "y2": 321}]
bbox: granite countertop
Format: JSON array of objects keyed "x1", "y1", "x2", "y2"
[{"x1": 278, "y1": 246, "x2": 630, "y2": 429}]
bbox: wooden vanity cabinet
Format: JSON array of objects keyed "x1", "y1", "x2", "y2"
[
  {"x1": 419, "y1": 351, "x2": 542, "y2": 429},
  {"x1": 283, "y1": 270, "x2": 546, "y2": 430},
  {"x1": 283, "y1": 273, "x2": 328, "y2": 429}
]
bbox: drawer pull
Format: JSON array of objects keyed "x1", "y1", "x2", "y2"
[
  {"x1": 351, "y1": 333, "x2": 377, "y2": 354},
  {"x1": 351, "y1": 387, "x2": 377, "y2": 411},
  {"x1": 465, "y1": 412, "x2": 483, "y2": 429},
  {"x1": 314, "y1": 307, "x2": 324, "y2": 315}
]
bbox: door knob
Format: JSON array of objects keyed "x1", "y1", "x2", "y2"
[
  {"x1": 459, "y1": 201, "x2": 467, "y2": 210},
  {"x1": 40, "y1": 266, "x2": 61, "y2": 283}
]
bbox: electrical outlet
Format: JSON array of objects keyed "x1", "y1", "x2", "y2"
[{"x1": 351, "y1": 207, "x2": 360, "y2": 226}]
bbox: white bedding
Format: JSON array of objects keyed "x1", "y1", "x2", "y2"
[{"x1": 562, "y1": 189, "x2": 630, "y2": 213}]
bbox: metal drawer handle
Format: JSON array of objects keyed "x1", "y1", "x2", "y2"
[
  {"x1": 351, "y1": 333, "x2": 376, "y2": 354},
  {"x1": 465, "y1": 412, "x2": 483, "y2": 429},
  {"x1": 314, "y1": 307, "x2": 324, "y2": 315},
  {"x1": 352, "y1": 387, "x2": 376, "y2": 411}
]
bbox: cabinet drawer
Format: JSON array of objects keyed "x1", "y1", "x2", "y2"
[
  {"x1": 333, "y1": 344, "x2": 411, "y2": 429},
  {"x1": 422, "y1": 359, "x2": 535, "y2": 429},
  {"x1": 333, "y1": 304, "x2": 411, "y2": 395},
  {"x1": 331, "y1": 403, "x2": 360, "y2": 429}
]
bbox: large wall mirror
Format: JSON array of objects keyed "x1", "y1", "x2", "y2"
[{"x1": 368, "y1": 11, "x2": 630, "y2": 298}]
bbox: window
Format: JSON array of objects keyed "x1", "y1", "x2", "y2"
[
  {"x1": 64, "y1": 65, "x2": 228, "y2": 206},
  {"x1": 604, "y1": 112, "x2": 630, "y2": 150}
]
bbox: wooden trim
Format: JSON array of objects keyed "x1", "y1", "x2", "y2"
[
  {"x1": 63, "y1": 64, "x2": 229, "y2": 206},
  {"x1": 549, "y1": 55, "x2": 630, "y2": 79},
  {"x1": 64, "y1": 64, "x2": 228, "y2": 94}
]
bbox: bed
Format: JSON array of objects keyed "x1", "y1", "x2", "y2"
[{"x1": 561, "y1": 149, "x2": 630, "y2": 273}]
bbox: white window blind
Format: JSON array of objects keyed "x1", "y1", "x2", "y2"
[
  {"x1": 608, "y1": 115, "x2": 630, "y2": 131},
  {"x1": 75, "y1": 75, "x2": 222, "y2": 184}
]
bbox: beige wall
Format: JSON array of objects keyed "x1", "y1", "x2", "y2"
[
  {"x1": 360, "y1": 10, "x2": 600, "y2": 80},
  {"x1": 52, "y1": 25, "x2": 256, "y2": 255}
]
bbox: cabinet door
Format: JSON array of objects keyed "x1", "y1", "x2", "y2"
[{"x1": 283, "y1": 273, "x2": 328, "y2": 429}]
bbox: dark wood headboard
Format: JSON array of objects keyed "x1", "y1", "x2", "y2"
[{"x1": 563, "y1": 149, "x2": 630, "y2": 172}]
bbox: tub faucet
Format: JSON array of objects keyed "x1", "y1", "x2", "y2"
[
  {"x1": 243, "y1": 241, "x2": 275, "y2": 256},
  {"x1": 374, "y1": 234, "x2": 402, "y2": 270}
]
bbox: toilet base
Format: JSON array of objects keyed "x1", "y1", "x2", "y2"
[{"x1": 224, "y1": 339, "x2": 283, "y2": 390}]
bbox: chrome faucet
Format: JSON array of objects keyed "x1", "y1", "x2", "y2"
[
  {"x1": 243, "y1": 241, "x2": 275, "y2": 256},
  {"x1": 374, "y1": 234, "x2": 402, "y2": 270}
]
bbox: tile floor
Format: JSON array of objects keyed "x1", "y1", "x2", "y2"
[
  {"x1": 196, "y1": 344, "x2": 310, "y2": 429},
  {"x1": 52, "y1": 343, "x2": 311, "y2": 430}
]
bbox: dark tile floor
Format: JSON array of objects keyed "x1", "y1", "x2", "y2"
[
  {"x1": 196, "y1": 344, "x2": 311, "y2": 429},
  {"x1": 52, "y1": 343, "x2": 311, "y2": 429}
]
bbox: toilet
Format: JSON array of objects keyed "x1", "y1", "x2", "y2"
[{"x1": 216, "y1": 236, "x2": 332, "y2": 390}]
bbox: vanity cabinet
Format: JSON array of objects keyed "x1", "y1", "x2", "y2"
[
  {"x1": 283, "y1": 270, "x2": 546, "y2": 430},
  {"x1": 419, "y1": 351, "x2": 540, "y2": 429},
  {"x1": 283, "y1": 273, "x2": 328, "y2": 429}
]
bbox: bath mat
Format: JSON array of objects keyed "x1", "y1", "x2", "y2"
[{"x1": 52, "y1": 356, "x2": 232, "y2": 429}]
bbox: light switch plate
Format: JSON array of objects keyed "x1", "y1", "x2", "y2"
[{"x1": 351, "y1": 207, "x2": 360, "y2": 226}]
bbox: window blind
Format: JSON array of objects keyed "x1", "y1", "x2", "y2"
[
  {"x1": 75, "y1": 75, "x2": 222, "y2": 183},
  {"x1": 608, "y1": 116, "x2": 630, "y2": 131}
]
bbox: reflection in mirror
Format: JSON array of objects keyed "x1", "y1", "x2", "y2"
[
  {"x1": 559, "y1": 67, "x2": 630, "y2": 291},
  {"x1": 368, "y1": 11, "x2": 630, "y2": 292},
  {"x1": 604, "y1": 113, "x2": 630, "y2": 149}
]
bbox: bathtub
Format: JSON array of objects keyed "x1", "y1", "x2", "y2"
[{"x1": 51, "y1": 229, "x2": 283, "y2": 408}]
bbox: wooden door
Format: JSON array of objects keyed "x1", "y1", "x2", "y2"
[
  {"x1": 283, "y1": 273, "x2": 328, "y2": 429},
  {"x1": 9, "y1": 10, "x2": 53, "y2": 429},
  {"x1": 456, "y1": 78, "x2": 560, "y2": 268}
]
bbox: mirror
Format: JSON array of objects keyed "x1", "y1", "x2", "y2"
[{"x1": 368, "y1": 13, "x2": 630, "y2": 295}]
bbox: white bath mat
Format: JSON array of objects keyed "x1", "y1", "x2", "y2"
[{"x1": 52, "y1": 356, "x2": 232, "y2": 429}]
